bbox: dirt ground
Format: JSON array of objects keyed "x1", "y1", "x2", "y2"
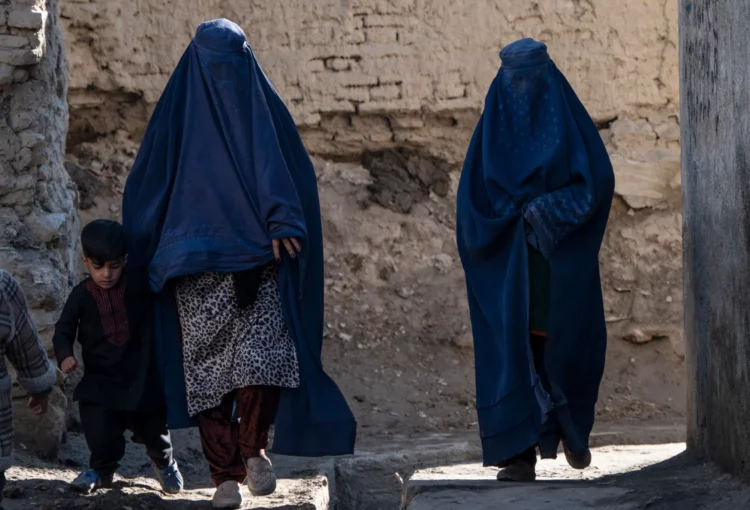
[
  {"x1": 2, "y1": 427, "x2": 332, "y2": 510},
  {"x1": 5, "y1": 436, "x2": 749, "y2": 509}
]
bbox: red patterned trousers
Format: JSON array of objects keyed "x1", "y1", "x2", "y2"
[{"x1": 196, "y1": 385, "x2": 280, "y2": 486}]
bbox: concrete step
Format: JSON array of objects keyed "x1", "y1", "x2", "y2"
[
  {"x1": 404, "y1": 482, "x2": 637, "y2": 510},
  {"x1": 402, "y1": 444, "x2": 686, "y2": 510}
]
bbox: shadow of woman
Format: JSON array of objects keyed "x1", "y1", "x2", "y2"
[{"x1": 2, "y1": 477, "x2": 214, "y2": 509}]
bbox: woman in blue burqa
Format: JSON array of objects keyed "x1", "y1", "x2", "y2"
[
  {"x1": 456, "y1": 39, "x2": 615, "y2": 482},
  {"x1": 122, "y1": 19, "x2": 356, "y2": 508}
]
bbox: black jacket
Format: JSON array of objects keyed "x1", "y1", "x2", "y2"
[{"x1": 52, "y1": 269, "x2": 163, "y2": 411}]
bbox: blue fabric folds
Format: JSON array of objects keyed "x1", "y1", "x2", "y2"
[
  {"x1": 122, "y1": 19, "x2": 356, "y2": 457},
  {"x1": 456, "y1": 39, "x2": 615, "y2": 466}
]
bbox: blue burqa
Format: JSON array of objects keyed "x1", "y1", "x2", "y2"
[
  {"x1": 121, "y1": 19, "x2": 356, "y2": 457},
  {"x1": 456, "y1": 39, "x2": 615, "y2": 466}
]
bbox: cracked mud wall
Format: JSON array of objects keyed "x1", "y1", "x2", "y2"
[{"x1": 57, "y1": 1, "x2": 685, "y2": 425}]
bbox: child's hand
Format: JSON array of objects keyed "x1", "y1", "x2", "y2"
[
  {"x1": 60, "y1": 357, "x2": 78, "y2": 374},
  {"x1": 28, "y1": 394, "x2": 49, "y2": 416}
]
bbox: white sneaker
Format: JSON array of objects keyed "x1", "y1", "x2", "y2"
[
  {"x1": 246, "y1": 455, "x2": 277, "y2": 496},
  {"x1": 212, "y1": 480, "x2": 243, "y2": 509}
]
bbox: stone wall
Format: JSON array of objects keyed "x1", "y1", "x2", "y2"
[
  {"x1": 0, "y1": 0, "x2": 75, "y2": 458},
  {"x1": 0, "y1": 0, "x2": 75, "y2": 343},
  {"x1": 681, "y1": 0, "x2": 750, "y2": 475}
]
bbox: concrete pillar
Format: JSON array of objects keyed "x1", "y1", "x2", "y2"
[{"x1": 680, "y1": 0, "x2": 750, "y2": 475}]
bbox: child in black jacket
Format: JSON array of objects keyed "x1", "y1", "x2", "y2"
[{"x1": 53, "y1": 220, "x2": 183, "y2": 494}]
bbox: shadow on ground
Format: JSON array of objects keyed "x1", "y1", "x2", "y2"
[
  {"x1": 402, "y1": 450, "x2": 750, "y2": 510},
  {"x1": 593, "y1": 452, "x2": 750, "y2": 509},
  {"x1": 2, "y1": 476, "x2": 322, "y2": 509},
  {"x1": 2, "y1": 478, "x2": 215, "y2": 510}
]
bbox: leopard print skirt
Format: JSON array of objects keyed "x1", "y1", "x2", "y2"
[{"x1": 175, "y1": 266, "x2": 300, "y2": 416}]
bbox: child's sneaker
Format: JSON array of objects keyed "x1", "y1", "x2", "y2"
[
  {"x1": 212, "y1": 480, "x2": 243, "y2": 509},
  {"x1": 153, "y1": 460, "x2": 184, "y2": 494},
  {"x1": 70, "y1": 471, "x2": 112, "y2": 493},
  {"x1": 245, "y1": 455, "x2": 276, "y2": 496}
]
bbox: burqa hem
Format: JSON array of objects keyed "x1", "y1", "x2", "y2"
[{"x1": 481, "y1": 414, "x2": 539, "y2": 467}]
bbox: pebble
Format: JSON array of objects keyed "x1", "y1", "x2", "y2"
[{"x1": 397, "y1": 287, "x2": 414, "y2": 299}]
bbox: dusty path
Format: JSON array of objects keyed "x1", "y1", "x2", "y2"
[
  {"x1": 5, "y1": 418, "x2": 736, "y2": 510},
  {"x1": 3, "y1": 427, "x2": 330, "y2": 509}
]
